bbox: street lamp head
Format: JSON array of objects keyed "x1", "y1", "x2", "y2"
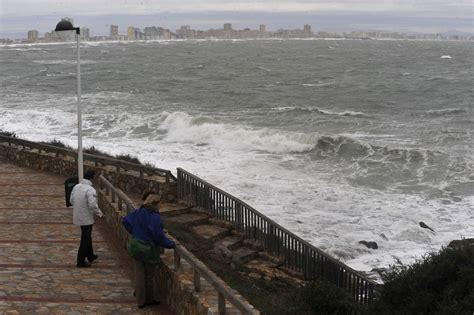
[{"x1": 55, "y1": 20, "x2": 80, "y2": 34}]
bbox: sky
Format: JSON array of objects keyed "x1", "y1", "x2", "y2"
[{"x1": 1, "y1": 0, "x2": 473, "y2": 38}]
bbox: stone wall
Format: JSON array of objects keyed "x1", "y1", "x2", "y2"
[{"x1": 0, "y1": 142, "x2": 176, "y2": 201}]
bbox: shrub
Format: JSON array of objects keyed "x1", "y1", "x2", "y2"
[
  {"x1": 0, "y1": 129, "x2": 17, "y2": 138},
  {"x1": 292, "y1": 280, "x2": 360, "y2": 314},
  {"x1": 115, "y1": 154, "x2": 141, "y2": 164},
  {"x1": 40, "y1": 139, "x2": 72, "y2": 149},
  {"x1": 368, "y1": 241, "x2": 474, "y2": 314}
]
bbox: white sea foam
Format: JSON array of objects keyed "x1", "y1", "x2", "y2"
[
  {"x1": 7, "y1": 47, "x2": 44, "y2": 51},
  {"x1": 159, "y1": 111, "x2": 316, "y2": 153},
  {"x1": 33, "y1": 59, "x2": 98, "y2": 65},
  {"x1": 317, "y1": 108, "x2": 370, "y2": 117},
  {"x1": 271, "y1": 106, "x2": 370, "y2": 117},
  {"x1": 440, "y1": 55, "x2": 452, "y2": 59},
  {"x1": 425, "y1": 108, "x2": 466, "y2": 116}
]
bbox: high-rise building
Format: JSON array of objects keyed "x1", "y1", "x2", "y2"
[
  {"x1": 144, "y1": 26, "x2": 159, "y2": 40},
  {"x1": 303, "y1": 24, "x2": 312, "y2": 38},
  {"x1": 27, "y1": 30, "x2": 39, "y2": 42},
  {"x1": 223, "y1": 23, "x2": 232, "y2": 31},
  {"x1": 82, "y1": 27, "x2": 90, "y2": 41},
  {"x1": 134, "y1": 28, "x2": 143, "y2": 40},
  {"x1": 259, "y1": 25, "x2": 266, "y2": 33},
  {"x1": 44, "y1": 32, "x2": 52, "y2": 42},
  {"x1": 110, "y1": 25, "x2": 118, "y2": 39},
  {"x1": 127, "y1": 26, "x2": 135, "y2": 40}
]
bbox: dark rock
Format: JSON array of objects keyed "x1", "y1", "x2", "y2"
[
  {"x1": 359, "y1": 240, "x2": 378, "y2": 249},
  {"x1": 419, "y1": 221, "x2": 435, "y2": 232},
  {"x1": 448, "y1": 239, "x2": 474, "y2": 250}
]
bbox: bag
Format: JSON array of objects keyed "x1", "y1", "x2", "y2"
[{"x1": 128, "y1": 238, "x2": 161, "y2": 264}]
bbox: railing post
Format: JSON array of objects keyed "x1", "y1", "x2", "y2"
[
  {"x1": 193, "y1": 269, "x2": 201, "y2": 292},
  {"x1": 174, "y1": 250, "x2": 181, "y2": 271},
  {"x1": 218, "y1": 292, "x2": 226, "y2": 315},
  {"x1": 118, "y1": 197, "x2": 123, "y2": 210},
  {"x1": 235, "y1": 203, "x2": 242, "y2": 230}
]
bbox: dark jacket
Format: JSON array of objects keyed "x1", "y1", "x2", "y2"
[{"x1": 122, "y1": 207, "x2": 175, "y2": 249}]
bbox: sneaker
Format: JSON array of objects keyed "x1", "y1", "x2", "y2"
[{"x1": 88, "y1": 255, "x2": 99, "y2": 263}]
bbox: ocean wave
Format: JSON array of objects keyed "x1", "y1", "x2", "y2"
[
  {"x1": 272, "y1": 106, "x2": 370, "y2": 118},
  {"x1": 302, "y1": 81, "x2": 336, "y2": 87},
  {"x1": 33, "y1": 59, "x2": 98, "y2": 65},
  {"x1": 7, "y1": 48, "x2": 44, "y2": 51},
  {"x1": 308, "y1": 135, "x2": 473, "y2": 197},
  {"x1": 159, "y1": 111, "x2": 317, "y2": 153},
  {"x1": 316, "y1": 108, "x2": 370, "y2": 117},
  {"x1": 424, "y1": 108, "x2": 467, "y2": 117},
  {"x1": 257, "y1": 66, "x2": 272, "y2": 72}
]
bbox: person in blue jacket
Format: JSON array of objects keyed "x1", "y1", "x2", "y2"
[{"x1": 122, "y1": 193, "x2": 175, "y2": 309}]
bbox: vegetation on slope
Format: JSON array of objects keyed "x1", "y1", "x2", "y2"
[{"x1": 368, "y1": 240, "x2": 474, "y2": 314}]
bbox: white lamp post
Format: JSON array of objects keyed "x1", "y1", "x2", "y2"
[{"x1": 55, "y1": 20, "x2": 83, "y2": 181}]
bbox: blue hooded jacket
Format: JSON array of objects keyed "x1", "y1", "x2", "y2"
[{"x1": 122, "y1": 207, "x2": 175, "y2": 249}]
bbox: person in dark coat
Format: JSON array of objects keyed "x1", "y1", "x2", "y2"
[{"x1": 122, "y1": 193, "x2": 175, "y2": 308}]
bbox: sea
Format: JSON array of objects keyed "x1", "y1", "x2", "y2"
[{"x1": 1, "y1": 39, "x2": 473, "y2": 280}]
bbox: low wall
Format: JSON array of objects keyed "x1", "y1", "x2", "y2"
[{"x1": 0, "y1": 142, "x2": 176, "y2": 201}]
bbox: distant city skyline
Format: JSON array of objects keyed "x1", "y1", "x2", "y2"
[{"x1": 1, "y1": 0, "x2": 472, "y2": 38}]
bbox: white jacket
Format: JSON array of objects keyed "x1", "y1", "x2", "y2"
[{"x1": 71, "y1": 179, "x2": 104, "y2": 226}]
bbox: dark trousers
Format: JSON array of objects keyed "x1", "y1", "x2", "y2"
[
  {"x1": 77, "y1": 224, "x2": 94, "y2": 264},
  {"x1": 134, "y1": 259, "x2": 156, "y2": 306}
]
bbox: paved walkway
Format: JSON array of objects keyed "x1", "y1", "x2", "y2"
[{"x1": 0, "y1": 161, "x2": 173, "y2": 314}]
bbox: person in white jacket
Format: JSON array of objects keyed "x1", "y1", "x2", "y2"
[{"x1": 70, "y1": 170, "x2": 104, "y2": 267}]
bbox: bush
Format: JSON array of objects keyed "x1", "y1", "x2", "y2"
[
  {"x1": 40, "y1": 139, "x2": 72, "y2": 149},
  {"x1": 0, "y1": 129, "x2": 17, "y2": 138},
  {"x1": 368, "y1": 241, "x2": 474, "y2": 314},
  {"x1": 291, "y1": 280, "x2": 360, "y2": 314},
  {"x1": 115, "y1": 154, "x2": 141, "y2": 164}
]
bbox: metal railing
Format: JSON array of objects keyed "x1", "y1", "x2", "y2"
[
  {"x1": 177, "y1": 168, "x2": 378, "y2": 304},
  {"x1": 0, "y1": 135, "x2": 176, "y2": 183},
  {"x1": 98, "y1": 175, "x2": 259, "y2": 314}
]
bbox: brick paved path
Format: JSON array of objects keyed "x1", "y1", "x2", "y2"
[{"x1": 0, "y1": 161, "x2": 173, "y2": 314}]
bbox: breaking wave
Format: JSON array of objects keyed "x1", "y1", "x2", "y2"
[
  {"x1": 159, "y1": 111, "x2": 317, "y2": 153},
  {"x1": 156, "y1": 112, "x2": 469, "y2": 197},
  {"x1": 272, "y1": 106, "x2": 370, "y2": 118},
  {"x1": 424, "y1": 108, "x2": 467, "y2": 117}
]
